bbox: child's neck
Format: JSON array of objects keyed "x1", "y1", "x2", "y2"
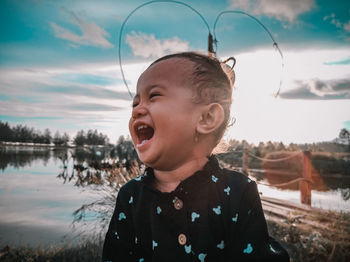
[{"x1": 152, "y1": 156, "x2": 209, "y2": 193}]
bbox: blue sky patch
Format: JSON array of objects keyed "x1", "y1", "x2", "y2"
[
  {"x1": 0, "y1": 115, "x2": 63, "y2": 122},
  {"x1": 324, "y1": 57, "x2": 350, "y2": 65},
  {"x1": 0, "y1": 95, "x2": 10, "y2": 101},
  {"x1": 344, "y1": 121, "x2": 350, "y2": 129},
  {"x1": 54, "y1": 73, "x2": 121, "y2": 86}
]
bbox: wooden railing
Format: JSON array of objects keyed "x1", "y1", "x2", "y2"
[{"x1": 242, "y1": 149, "x2": 312, "y2": 205}]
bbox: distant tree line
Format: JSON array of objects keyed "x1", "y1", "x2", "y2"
[
  {"x1": 0, "y1": 121, "x2": 109, "y2": 146},
  {"x1": 227, "y1": 128, "x2": 350, "y2": 154},
  {"x1": 73, "y1": 129, "x2": 109, "y2": 146},
  {"x1": 0, "y1": 121, "x2": 54, "y2": 144},
  {"x1": 1, "y1": 120, "x2": 349, "y2": 150}
]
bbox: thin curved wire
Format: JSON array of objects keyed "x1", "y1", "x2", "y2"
[
  {"x1": 256, "y1": 177, "x2": 312, "y2": 188},
  {"x1": 248, "y1": 150, "x2": 302, "y2": 162},
  {"x1": 118, "y1": 0, "x2": 211, "y2": 99},
  {"x1": 213, "y1": 10, "x2": 284, "y2": 97}
]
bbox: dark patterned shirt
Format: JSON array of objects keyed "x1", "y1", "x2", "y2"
[{"x1": 102, "y1": 156, "x2": 289, "y2": 262}]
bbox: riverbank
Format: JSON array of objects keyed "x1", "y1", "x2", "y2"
[
  {"x1": 1, "y1": 203, "x2": 349, "y2": 262},
  {"x1": 0, "y1": 141, "x2": 112, "y2": 149},
  {"x1": 262, "y1": 197, "x2": 350, "y2": 262}
]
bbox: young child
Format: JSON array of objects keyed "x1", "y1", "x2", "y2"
[{"x1": 102, "y1": 52, "x2": 289, "y2": 262}]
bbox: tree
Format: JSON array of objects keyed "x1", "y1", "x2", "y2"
[
  {"x1": 113, "y1": 135, "x2": 138, "y2": 161},
  {"x1": 43, "y1": 128, "x2": 52, "y2": 144},
  {"x1": 74, "y1": 129, "x2": 109, "y2": 146},
  {"x1": 257, "y1": 142, "x2": 265, "y2": 156},
  {"x1": 54, "y1": 131, "x2": 62, "y2": 145},
  {"x1": 288, "y1": 143, "x2": 299, "y2": 151},
  {"x1": 11, "y1": 124, "x2": 35, "y2": 142},
  {"x1": 0, "y1": 121, "x2": 13, "y2": 141},
  {"x1": 62, "y1": 132, "x2": 70, "y2": 146},
  {"x1": 227, "y1": 139, "x2": 240, "y2": 151},
  {"x1": 339, "y1": 128, "x2": 350, "y2": 151},
  {"x1": 266, "y1": 141, "x2": 275, "y2": 152},
  {"x1": 74, "y1": 130, "x2": 86, "y2": 146},
  {"x1": 53, "y1": 131, "x2": 69, "y2": 146},
  {"x1": 339, "y1": 128, "x2": 350, "y2": 141},
  {"x1": 33, "y1": 131, "x2": 41, "y2": 143},
  {"x1": 276, "y1": 142, "x2": 286, "y2": 151}
]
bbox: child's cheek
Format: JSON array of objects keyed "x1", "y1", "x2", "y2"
[{"x1": 128, "y1": 118, "x2": 136, "y2": 144}]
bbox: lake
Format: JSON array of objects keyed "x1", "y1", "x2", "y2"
[{"x1": 0, "y1": 146, "x2": 349, "y2": 248}]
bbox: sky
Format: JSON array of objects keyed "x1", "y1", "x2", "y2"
[{"x1": 0, "y1": 0, "x2": 350, "y2": 144}]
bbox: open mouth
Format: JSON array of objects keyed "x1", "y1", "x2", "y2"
[{"x1": 135, "y1": 124, "x2": 154, "y2": 148}]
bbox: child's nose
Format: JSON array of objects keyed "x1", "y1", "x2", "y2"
[{"x1": 132, "y1": 104, "x2": 147, "y2": 119}]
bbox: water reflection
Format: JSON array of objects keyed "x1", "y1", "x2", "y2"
[
  {"x1": 0, "y1": 145, "x2": 140, "y2": 247},
  {"x1": 217, "y1": 151, "x2": 350, "y2": 192},
  {"x1": 0, "y1": 146, "x2": 51, "y2": 170},
  {"x1": 52, "y1": 146, "x2": 143, "y2": 241}
]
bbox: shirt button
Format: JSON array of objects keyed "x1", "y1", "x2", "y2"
[
  {"x1": 178, "y1": 233, "x2": 187, "y2": 245},
  {"x1": 173, "y1": 197, "x2": 183, "y2": 210}
]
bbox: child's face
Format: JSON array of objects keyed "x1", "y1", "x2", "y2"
[{"x1": 129, "y1": 58, "x2": 203, "y2": 170}]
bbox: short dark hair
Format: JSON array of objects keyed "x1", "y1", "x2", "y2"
[{"x1": 150, "y1": 52, "x2": 234, "y2": 143}]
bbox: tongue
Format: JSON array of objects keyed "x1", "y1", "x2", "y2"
[{"x1": 138, "y1": 127, "x2": 154, "y2": 143}]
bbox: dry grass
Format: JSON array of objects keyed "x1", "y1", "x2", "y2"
[
  {"x1": 0, "y1": 241, "x2": 103, "y2": 262},
  {"x1": 263, "y1": 197, "x2": 350, "y2": 262}
]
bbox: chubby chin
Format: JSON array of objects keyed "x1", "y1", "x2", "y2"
[
  {"x1": 134, "y1": 139, "x2": 155, "y2": 165},
  {"x1": 137, "y1": 152, "x2": 148, "y2": 165},
  {"x1": 135, "y1": 150, "x2": 153, "y2": 167}
]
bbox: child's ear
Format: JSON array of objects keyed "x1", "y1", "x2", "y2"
[{"x1": 196, "y1": 103, "x2": 224, "y2": 135}]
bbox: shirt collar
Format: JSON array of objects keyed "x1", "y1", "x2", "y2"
[{"x1": 141, "y1": 155, "x2": 220, "y2": 193}]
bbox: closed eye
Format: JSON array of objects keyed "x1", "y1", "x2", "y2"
[
  {"x1": 132, "y1": 95, "x2": 140, "y2": 108},
  {"x1": 132, "y1": 99, "x2": 139, "y2": 108},
  {"x1": 149, "y1": 92, "x2": 161, "y2": 99}
]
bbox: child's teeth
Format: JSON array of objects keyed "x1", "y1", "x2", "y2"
[
  {"x1": 136, "y1": 139, "x2": 148, "y2": 148},
  {"x1": 138, "y1": 125, "x2": 148, "y2": 130}
]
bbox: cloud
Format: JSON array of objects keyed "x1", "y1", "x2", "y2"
[
  {"x1": 344, "y1": 21, "x2": 350, "y2": 32},
  {"x1": 125, "y1": 31, "x2": 189, "y2": 59},
  {"x1": 323, "y1": 13, "x2": 342, "y2": 28},
  {"x1": 0, "y1": 63, "x2": 132, "y2": 127},
  {"x1": 32, "y1": 84, "x2": 131, "y2": 101},
  {"x1": 229, "y1": 0, "x2": 314, "y2": 23},
  {"x1": 324, "y1": 57, "x2": 350, "y2": 65},
  {"x1": 0, "y1": 61, "x2": 138, "y2": 142},
  {"x1": 69, "y1": 103, "x2": 122, "y2": 112},
  {"x1": 280, "y1": 78, "x2": 350, "y2": 100},
  {"x1": 324, "y1": 14, "x2": 350, "y2": 34},
  {"x1": 0, "y1": 86, "x2": 127, "y2": 119},
  {"x1": 0, "y1": 64, "x2": 130, "y2": 100},
  {"x1": 50, "y1": 7, "x2": 113, "y2": 48}
]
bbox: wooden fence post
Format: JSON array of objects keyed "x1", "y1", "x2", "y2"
[
  {"x1": 300, "y1": 150, "x2": 312, "y2": 205},
  {"x1": 242, "y1": 148, "x2": 249, "y2": 175}
]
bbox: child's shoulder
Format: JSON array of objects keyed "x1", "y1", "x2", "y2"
[
  {"x1": 210, "y1": 156, "x2": 252, "y2": 183},
  {"x1": 120, "y1": 175, "x2": 143, "y2": 191},
  {"x1": 219, "y1": 165, "x2": 254, "y2": 183},
  {"x1": 217, "y1": 166, "x2": 257, "y2": 195},
  {"x1": 117, "y1": 170, "x2": 149, "y2": 198}
]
